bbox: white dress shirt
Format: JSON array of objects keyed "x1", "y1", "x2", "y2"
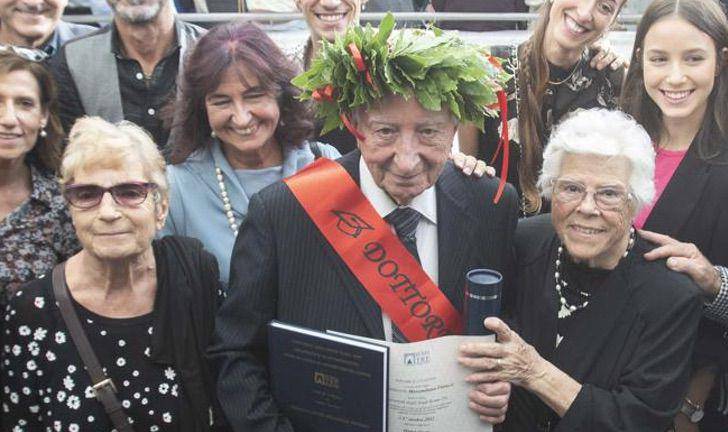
[{"x1": 359, "y1": 158, "x2": 439, "y2": 342}]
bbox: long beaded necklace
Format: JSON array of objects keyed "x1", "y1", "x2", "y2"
[
  {"x1": 555, "y1": 227, "x2": 636, "y2": 319},
  {"x1": 215, "y1": 166, "x2": 239, "y2": 236}
]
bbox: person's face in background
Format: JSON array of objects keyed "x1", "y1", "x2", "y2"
[
  {"x1": 545, "y1": 0, "x2": 623, "y2": 57},
  {"x1": 296, "y1": 0, "x2": 367, "y2": 44},
  {"x1": 107, "y1": 0, "x2": 167, "y2": 24},
  {"x1": 0, "y1": 0, "x2": 67, "y2": 47},
  {"x1": 205, "y1": 64, "x2": 282, "y2": 169},
  {"x1": 642, "y1": 16, "x2": 723, "y2": 131},
  {"x1": 0, "y1": 69, "x2": 47, "y2": 166}
]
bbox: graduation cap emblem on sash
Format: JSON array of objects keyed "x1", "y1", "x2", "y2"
[{"x1": 331, "y1": 210, "x2": 373, "y2": 238}]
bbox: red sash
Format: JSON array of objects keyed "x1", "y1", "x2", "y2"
[{"x1": 283, "y1": 158, "x2": 462, "y2": 342}]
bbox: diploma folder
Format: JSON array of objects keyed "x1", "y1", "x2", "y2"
[
  {"x1": 268, "y1": 321, "x2": 389, "y2": 432},
  {"x1": 269, "y1": 322, "x2": 492, "y2": 432}
]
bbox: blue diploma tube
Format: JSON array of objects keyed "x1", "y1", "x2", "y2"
[{"x1": 464, "y1": 269, "x2": 503, "y2": 336}]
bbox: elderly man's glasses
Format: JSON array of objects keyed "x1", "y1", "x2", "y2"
[
  {"x1": 64, "y1": 182, "x2": 157, "y2": 209},
  {"x1": 552, "y1": 179, "x2": 631, "y2": 211}
]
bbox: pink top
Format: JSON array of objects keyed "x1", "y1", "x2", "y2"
[{"x1": 634, "y1": 148, "x2": 688, "y2": 229}]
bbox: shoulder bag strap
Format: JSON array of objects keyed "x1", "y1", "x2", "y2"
[{"x1": 51, "y1": 264, "x2": 135, "y2": 432}]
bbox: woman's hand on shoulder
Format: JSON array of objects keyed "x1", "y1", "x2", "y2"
[
  {"x1": 641, "y1": 229, "x2": 722, "y2": 300},
  {"x1": 589, "y1": 38, "x2": 628, "y2": 71},
  {"x1": 451, "y1": 151, "x2": 495, "y2": 178}
]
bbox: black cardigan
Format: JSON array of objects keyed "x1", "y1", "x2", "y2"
[
  {"x1": 151, "y1": 236, "x2": 229, "y2": 431},
  {"x1": 504, "y1": 216, "x2": 703, "y2": 431}
]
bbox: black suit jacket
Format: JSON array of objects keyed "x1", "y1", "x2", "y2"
[
  {"x1": 208, "y1": 151, "x2": 519, "y2": 432},
  {"x1": 505, "y1": 216, "x2": 703, "y2": 432},
  {"x1": 642, "y1": 147, "x2": 728, "y2": 363}
]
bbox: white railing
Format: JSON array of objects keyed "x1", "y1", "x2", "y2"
[{"x1": 63, "y1": 11, "x2": 643, "y2": 24}]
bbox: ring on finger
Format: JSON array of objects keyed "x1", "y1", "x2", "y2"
[{"x1": 496, "y1": 358, "x2": 502, "y2": 369}]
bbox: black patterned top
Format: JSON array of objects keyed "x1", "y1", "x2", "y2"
[
  {"x1": 1, "y1": 274, "x2": 183, "y2": 431},
  {"x1": 479, "y1": 44, "x2": 625, "y2": 212},
  {"x1": 0, "y1": 165, "x2": 80, "y2": 299}
]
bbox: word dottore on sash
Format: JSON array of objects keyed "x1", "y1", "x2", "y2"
[{"x1": 283, "y1": 158, "x2": 462, "y2": 342}]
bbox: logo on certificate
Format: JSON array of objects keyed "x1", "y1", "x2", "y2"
[
  {"x1": 313, "y1": 371, "x2": 340, "y2": 389},
  {"x1": 403, "y1": 351, "x2": 431, "y2": 366}
]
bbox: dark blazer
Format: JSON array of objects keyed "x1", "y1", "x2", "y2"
[
  {"x1": 208, "y1": 150, "x2": 519, "y2": 432},
  {"x1": 642, "y1": 147, "x2": 728, "y2": 363},
  {"x1": 505, "y1": 216, "x2": 703, "y2": 432}
]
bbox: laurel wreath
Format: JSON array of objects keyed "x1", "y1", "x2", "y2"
[{"x1": 291, "y1": 13, "x2": 512, "y2": 135}]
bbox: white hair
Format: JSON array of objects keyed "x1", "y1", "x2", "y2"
[{"x1": 537, "y1": 109, "x2": 656, "y2": 212}]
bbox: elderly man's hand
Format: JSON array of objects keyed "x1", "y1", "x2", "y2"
[
  {"x1": 641, "y1": 230, "x2": 722, "y2": 300},
  {"x1": 468, "y1": 381, "x2": 510, "y2": 424},
  {"x1": 458, "y1": 318, "x2": 545, "y2": 388},
  {"x1": 451, "y1": 151, "x2": 495, "y2": 178}
]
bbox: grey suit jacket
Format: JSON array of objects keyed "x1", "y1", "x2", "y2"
[{"x1": 209, "y1": 150, "x2": 519, "y2": 432}]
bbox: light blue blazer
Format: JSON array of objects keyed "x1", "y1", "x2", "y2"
[{"x1": 161, "y1": 140, "x2": 341, "y2": 285}]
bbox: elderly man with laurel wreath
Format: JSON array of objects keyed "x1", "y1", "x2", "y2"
[{"x1": 209, "y1": 15, "x2": 519, "y2": 432}]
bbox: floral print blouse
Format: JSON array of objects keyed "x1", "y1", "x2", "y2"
[
  {"x1": 0, "y1": 166, "x2": 80, "y2": 299},
  {"x1": 2, "y1": 276, "x2": 182, "y2": 431}
]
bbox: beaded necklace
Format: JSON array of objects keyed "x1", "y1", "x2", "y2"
[
  {"x1": 555, "y1": 227, "x2": 636, "y2": 319},
  {"x1": 214, "y1": 166, "x2": 239, "y2": 236}
]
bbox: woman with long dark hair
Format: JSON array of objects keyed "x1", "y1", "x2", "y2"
[
  {"x1": 460, "y1": 0, "x2": 626, "y2": 215},
  {"x1": 621, "y1": 0, "x2": 728, "y2": 429},
  {"x1": 0, "y1": 51, "x2": 78, "y2": 298},
  {"x1": 162, "y1": 21, "x2": 341, "y2": 285}
]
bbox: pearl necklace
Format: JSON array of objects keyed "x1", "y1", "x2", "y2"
[
  {"x1": 215, "y1": 166, "x2": 239, "y2": 236},
  {"x1": 555, "y1": 227, "x2": 636, "y2": 319}
]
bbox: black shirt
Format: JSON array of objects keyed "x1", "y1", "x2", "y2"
[{"x1": 48, "y1": 24, "x2": 181, "y2": 148}]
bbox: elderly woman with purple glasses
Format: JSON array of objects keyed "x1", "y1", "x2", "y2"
[{"x1": 1, "y1": 116, "x2": 229, "y2": 431}]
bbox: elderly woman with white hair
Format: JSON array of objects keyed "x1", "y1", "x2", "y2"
[
  {"x1": 458, "y1": 109, "x2": 704, "y2": 431},
  {"x1": 1, "y1": 117, "x2": 227, "y2": 431}
]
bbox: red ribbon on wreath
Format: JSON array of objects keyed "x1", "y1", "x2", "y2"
[{"x1": 491, "y1": 89, "x2": 509, "y2": 204}]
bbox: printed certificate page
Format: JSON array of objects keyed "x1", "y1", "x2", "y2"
[{"x1": 387, "y1": 335, "x2": 494, "y2": 432}]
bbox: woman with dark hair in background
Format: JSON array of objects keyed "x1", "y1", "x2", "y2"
[
  {"x1": 0, "y1": 51, "x2": 78, "y2": 298},
  {"x1": 620, "y1": 0, "x2": 728, "y2": 430},
  {"x1": 459, "y1": 0, "x2": 626, "y2": 215},
  {"x1": 162, "y1": 21, "x2": 340, "y2": 286}
]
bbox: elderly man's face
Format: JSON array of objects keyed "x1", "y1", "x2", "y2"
[
  {"x1": 550, "y1": 153, "x2": 635, "y2": 270},
  {"x1": 0, "y1": 0, "x2": 67, "y2": 47},
  {"x1": 356, "y1": 95, "x2": 456, "y2": 205},
  {"x1": 107, "y1": 0, "x2": 166, "y2": 23},
  {"x1": 296, "y1": 0, "x2": 365, "y2": 44}
]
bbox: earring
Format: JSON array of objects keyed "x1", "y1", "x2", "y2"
[
  {"x1": 211, "y1": 130, "x2": 217, "y2": 138},
  {"x1": 39, "y1": 127, "x2": 47, "y2": 138}
]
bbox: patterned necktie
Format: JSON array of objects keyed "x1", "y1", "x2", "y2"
[
  {"x1": 385, "y1": 207, "x2": 422, "y2": 263},
  {"x1": 384, "y1": 207, "x2": 422, "y2": 343}
]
